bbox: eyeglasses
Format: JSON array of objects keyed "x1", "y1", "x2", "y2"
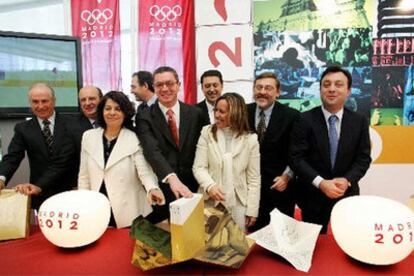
[
  {"x1": 154, "y1": 81, "x2": 178, "y2": 89},
  {"x1": 254, "y1": 84, "x2": 275, "y2": 92}
]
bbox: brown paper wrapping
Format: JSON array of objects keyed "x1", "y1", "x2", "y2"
[{"x1": 0, "y1": 189, "x2": 30, "y2": 241}]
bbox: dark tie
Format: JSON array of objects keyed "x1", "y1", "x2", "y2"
[
  {"x1": 167, "y1": 109, "x2": 179, "y2": 146},
  {"x1": 42, "y1": 119, "x2": 54, "y2": 154},
  {"x1": 257, "y1": 110, "x2": 266, "y2": 143},
  {"x1": 92, "y1": 121, "x2": 97, "y2": 129},
  {"x1": 328, "y1": 115, "x2": 339, "y2": 169},
  {"x1": 137, "y1": 102, "x2": 148, "y2": 112}
]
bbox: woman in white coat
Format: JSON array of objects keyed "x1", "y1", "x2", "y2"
[
  {"x1": 78, "y1": 91, "x2": 164, "y2": 228},
  {"x1": 193, "y1": 93, "x2": 260, "y2": 230}
]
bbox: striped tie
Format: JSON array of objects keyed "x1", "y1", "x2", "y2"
[{"x1": 42, "y1": 120, "x2": 54, "y2": 155}]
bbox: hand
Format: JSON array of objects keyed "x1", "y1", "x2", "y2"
[
  {"x1": 14, "y1": 183, "x2": 42, "y2": 196},
  {"x1": 167, "y1": 175, "x2": 192, "y2": 199},
  {"x1": 319, "y1": 180, "x2": 345, "y2": 199},
  {"x1": 208, "y1": 185, "x2": 225, "y2": 201},
  {"x1": 270, "y1": 174, "x2": 290, "y2": 192},
  {"x1": 245, "y1": 216, "x2": 257, "y2": 228},
  {"x1": 148, "y1": 188, "x2": 165, "y2": 205},
  {"x1": 333, "y1": 177, "x2": 350, "y2": 191}
]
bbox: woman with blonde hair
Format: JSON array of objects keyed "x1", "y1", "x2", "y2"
[{"x1": 193, "y1": 93, "x2": 260, "y2": 230}]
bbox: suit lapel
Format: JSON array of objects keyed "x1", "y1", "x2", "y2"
[
  {"x1": 335, "y1": 109, "x2": 352, "y2": 170},
  {"x1": 179, "y1": 102, "x2": 189, "y2": 149},
  {"x1": 30, "y1": 118, "x2": 49, "y2": 157},
  {"x1": 151, "y1": 103, "x2": 176, "y2": 148},
  {"x1": 84, "y1": 128, "x2": 105, "y2": 169},
  {"x1": 80, "y1": 115, "x2": 93, "y2": 131},
  {"x1": 313, "y1": 107, "x2": 331, "y2": 169},
  {"x1": 210, "y1": 128, "x2": 224, "y2": 164},
  {"x1": 247, "y1": 103, "x2": 256, "y2": 132},
  {"x1": 106, "y1": 129, "x2": 137, "y2": 170},
  {"x1": 264, "y1": 102, "x2": 283, "y2": 142}
]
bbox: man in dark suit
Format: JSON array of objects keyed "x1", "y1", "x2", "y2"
[
  {"x1": 67, "y1": 86, "x2": 103, "y2": 174},
  {"x1": 289, "y1": 66, "x2": 371, "y2": 233},
  {"x1": 131, "y1": 71, "x2": 157, "y2": 114},
  {"x1": 0, "y1": 83, "x2": 77, "y2": 209},
  {"x1": 247, "y1": 72, "x2": 299, "y2": 230},
  {"x1": 196, "y1": 70, "x2": 223, "y2": 123},
  {"x1": 135, "y1": 66, "x2": 208, "y2": 222}
]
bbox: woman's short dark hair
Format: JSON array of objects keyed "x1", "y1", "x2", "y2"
[{"x1": 96, "y1": 91, "x2": 135, "y2": 130}]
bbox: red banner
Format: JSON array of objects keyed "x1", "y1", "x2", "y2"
[
  {"x1": 71, "y1": 0, "x2": 121, "y2": 92},
  {"x1": 138, "y1": 0, "x2": 196, "y2": 103}
]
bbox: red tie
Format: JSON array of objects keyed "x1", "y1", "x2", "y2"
[{"x1": 167, "y1": 109, "x2": 179, "y2": 146}]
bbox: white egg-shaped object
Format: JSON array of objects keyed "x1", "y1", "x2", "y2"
[
  {"x1": 331, "y1": 195, "x2": 414, "y2": 265},
  {"x1": 38, "y1": 190, "x2": 110, "y2": 248}
]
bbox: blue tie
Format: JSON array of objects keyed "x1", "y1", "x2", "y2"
[{"x1": 328, "y1": 115, "x2": 338, "y2": 169}]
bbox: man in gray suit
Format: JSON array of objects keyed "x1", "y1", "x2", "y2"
[
  {"x1": 135, "y1": 66, "x2": 208, "y2": 222},
  {"x1": 289, "y1": 66, "x2": 371, "y2": 233}
]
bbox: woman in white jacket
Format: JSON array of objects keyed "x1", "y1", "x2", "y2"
[
  {"x1": 78, "y1": 91, "x2": 164, "y2": 228},
  {"x1": 193, "y1": 93, "x2": 260, "y2": 230}
]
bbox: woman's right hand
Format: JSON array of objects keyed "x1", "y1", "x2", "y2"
[
  {"x1": 208, "y1": 185, "x2": 225, "y2": 202},
  {"x1": 148, "y1": 188, "x2": 165, "y2": 205}
]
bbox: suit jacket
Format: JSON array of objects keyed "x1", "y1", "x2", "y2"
[
  {"x1": 135, "y1": 101, "x2": 208, "y2": 200},
  {"x1": 193, "y1": 125, "x2": 261, "y2": 217},
  {"x1": 289, "y1": 106, "x2": 371, "y2": 211},
  {"x1": 66, "y1": 114, "x2": 93, "y2": 174},
  {"x1": 78, "y1": 128, "x2": 158, "y2": 228},
  {"x1": 67, "y1": 114, "x2": 93, "y2": 156},
  {"x1": 0, "y1": 114, "x2": 77, "y2": 208},
  {"x1": 247, "y1": 102, "x2": 299, "y2": 185},
  {"x1": 247, "y1": 102, "x2": 299, "y2": 223},
  {"x1": 196, "y1": 100, "x2": 210, "y2": 124}
]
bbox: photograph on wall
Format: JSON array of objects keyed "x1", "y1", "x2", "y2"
[
  {"x1": 254, "y1": 0, "x2": 374, "y2": 32},
  {"x1": 254, "y1": 28, "x2": 372, "y2": 118},
  {"x1": 372, "y1": 66, "x2": 405, "y2": 109},
  {"x1": 370, "y1": 108, "x2": 403, "y2": 126},
  {"x1": 403, "y1": 64, "x2": 414, "y2": 125}
]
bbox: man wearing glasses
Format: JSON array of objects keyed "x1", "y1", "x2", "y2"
[
  {"x1": 247, "y1": 72, "x2": 299, "y2": 231},
  {"x1": 135, "y1": 66, "x2": 208, "y2": 223}
]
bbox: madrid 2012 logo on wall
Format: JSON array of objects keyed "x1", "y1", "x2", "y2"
[
  {"x1": 148, "y1": 4, "x2": 182, "y2": 40},
  {"x1": 79, "y1": 8, "x2": 114, "y2": 40}
]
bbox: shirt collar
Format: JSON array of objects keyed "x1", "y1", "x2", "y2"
[
  {"x1": 158, "y1": 100, "x2": 180, "y2": 117},
  {"x1": 37, "y1": 111, "x2": 56, "y2": 126},
  {"x1": 321, "y1": 106, "x2": 344, "y2": 122},
  {"x1": 147, "y1": 94, "x2": 157, "y2": 106},
  {"x1": 205, "y1": 100, "x2": 214, "y2": 112},
  {"x1": 255, "y1": 101, "x2": 275, "y2": 118}
]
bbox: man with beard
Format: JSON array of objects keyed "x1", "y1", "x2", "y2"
[
  {"x1": 131, "y1": 71, "x2": 157, "y2": 113},
  {"x1": 197, "y1": 70, "x2": 223, "y2": 124},
  {"x1": 247, "y1": 72, "x2": 299, "y2": 230}
]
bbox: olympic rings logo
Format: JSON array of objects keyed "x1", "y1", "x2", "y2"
[
  {"x1": 81, "y1": 9, "x2": 113, "y2": 25},
  {"x1": 149, "y1": 5, "x2": 182, "y2": 22}
]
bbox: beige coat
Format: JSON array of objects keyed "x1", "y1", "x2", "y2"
[
  {"x1": 78, "y1": 128, "x2": 158, "y2": 228},
  {"x1": 193, "y1": 125, "x2": 261, "y2": 217}
]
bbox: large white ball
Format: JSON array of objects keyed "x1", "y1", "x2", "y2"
[
  {"x1": 38, "y1": 190, "x2": 110, "y2": 248},
  {"x1": 331, "y1": 195, "x2": 414, "y2": 265}
]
